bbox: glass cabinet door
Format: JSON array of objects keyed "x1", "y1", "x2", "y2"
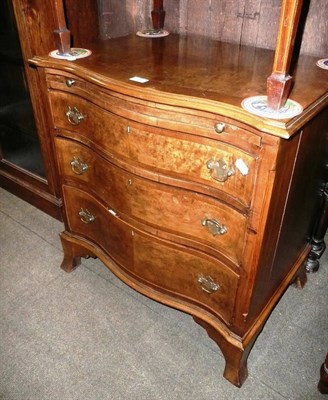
[{"x1": 0, "y1": 0, "x2": 45, "y2": 178}]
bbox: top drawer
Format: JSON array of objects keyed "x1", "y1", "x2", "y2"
[
  {"x1": 49, "y1": 90, "x2": 259, "y2": 209},
  {"x1": 46, "y1": 71, "x2": 263, "y2": 152}
]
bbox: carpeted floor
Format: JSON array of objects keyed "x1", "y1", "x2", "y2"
[{"x1": 0, "y1": 187, "x2": 327, "y2": 400}]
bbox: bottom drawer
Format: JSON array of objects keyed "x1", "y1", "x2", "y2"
[{"x1": 63, "y1": 185, "x2": 239, "y2": 324}]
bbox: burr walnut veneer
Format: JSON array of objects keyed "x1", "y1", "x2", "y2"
[{"x1": 31, "y1": 34, "x2": 328, "y2": 387}]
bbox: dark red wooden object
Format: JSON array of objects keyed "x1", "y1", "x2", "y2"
[
  {"x1": 266, "y1": 0, "x2": 303, "y2": 111},
  {"x1": 53, "y1": 0, "x2": 71, "y2": 54},
  {"x1": 151, "y1": 0, "x2": 165, "y2": 30}
]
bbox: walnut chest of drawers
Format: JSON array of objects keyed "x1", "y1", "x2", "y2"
[{"x1": 31, "y1": 34, "x2": 328, "y2": 387}]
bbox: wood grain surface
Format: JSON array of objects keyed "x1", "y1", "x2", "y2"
[{"x1": 98, "y1": 0, "x2": 328, "y2": 56}]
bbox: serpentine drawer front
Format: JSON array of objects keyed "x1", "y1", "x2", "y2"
[
  {"x1": 32, "y1": 38, "x2": 327, "y2": 388},
  {"x1": 56, "y1": 137, "x2": 247, "y2": 266},
  {"x1": 48, "y1": 88, "x2": 259, "y2": 210},
  {"x1": 62, "y1": 185, "x2": 239, "y2": 325}
]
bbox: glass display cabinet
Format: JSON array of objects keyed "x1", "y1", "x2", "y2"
[
  {"x1": 0, "y1": 0, "x2": 52, "y2": 213},
  {"x1": 0, "y1": 0, "x2": 99, "y2": 219}
]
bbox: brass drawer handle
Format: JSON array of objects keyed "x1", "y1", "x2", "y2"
[
  {"x1": 207, "y1": 158, "x2": 235, "y2": 182},
  {"x1": 79, "y1": 208, "x2": 95, "y2": 224},
  {"x1": 70, "y1": 157, "x2": 89, "y2": 175},
  {"x1": 65, "y1": 79, "x2": 76, "y2": 87},
  {"x1": 197, "y1": 274, "x2": 220, "y2": 294},
  {"x1": 66, "y1": 106, "x2": 85, "y2": 125},
  {"x1": 214, "y1": 122, "x2": 225, "y2": 134},
  {"x1": 202, "y1": 217, "x2": 227, "y2": 236}
]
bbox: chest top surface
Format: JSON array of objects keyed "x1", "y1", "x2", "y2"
[{"x1": 31, "y1": 33, "x2": 328, "y2": 137}]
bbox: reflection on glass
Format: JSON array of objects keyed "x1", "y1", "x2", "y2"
[{"x1": 0, "y1": 0, "x2": 45, "y2": 178}]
